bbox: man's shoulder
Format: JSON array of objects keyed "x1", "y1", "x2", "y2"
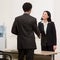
[
  {"x1": 15, "y1": 14, "x2": 37, "y2": 22},
  {"x1": 29, "y1": 15, "x2": 36, "y2": 20},
  {"x1": 15, "y1": 15, "x2": 23, "y2": 19}
]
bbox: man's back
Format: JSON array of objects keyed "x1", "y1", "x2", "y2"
[
  {"x1": 11, "y1": 13, "x2": 40, "y2": 49},
  {"x1": 15, "y1": 13, "x2": 36, "y2": 37}
]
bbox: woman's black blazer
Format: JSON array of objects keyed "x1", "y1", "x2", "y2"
[{"x1": 38, "y1": 21, "x2": 57, "y2": 46}]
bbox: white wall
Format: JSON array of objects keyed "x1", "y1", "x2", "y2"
[
  {"x1": 0, "y1": 0, "x2": 60, "y2": 60},
  {"x1": 54, "y1": 0, "x2": 60, "y2": 60}
]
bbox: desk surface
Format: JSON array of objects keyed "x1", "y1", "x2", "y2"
[
  {"x1": 3, "y1": 49, "x2": 59, "y2": 56},
  {"x1": 34, "y1": 50, "x2": 58, "y2": 55}
]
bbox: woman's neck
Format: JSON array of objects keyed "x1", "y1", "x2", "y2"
[{"x1": 43, "y1": 20, "x2": 48, "y2": 23}]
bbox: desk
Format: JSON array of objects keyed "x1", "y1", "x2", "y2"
[
  {"x1": 34, "y1": 50, "x2": 58, "y2": 60},
  {"x1": 3, "y1": 49, "x2": 59, "y2": 60}
]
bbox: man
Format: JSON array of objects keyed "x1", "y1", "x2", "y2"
[{"x1": 11, "y1": 2, "x2": 40, "y2": 60}]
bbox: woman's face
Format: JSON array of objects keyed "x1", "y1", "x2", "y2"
[{"x1": 42, "y1": 12, "x2": 49, "y2": 20}]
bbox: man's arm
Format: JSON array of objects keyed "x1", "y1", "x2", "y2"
[
  {"x1": 11, "y1": 18, "x2": 18, "y2": 35},
  {"x1": 32, "y1": 18, "x2": 40, "y2": 38}
]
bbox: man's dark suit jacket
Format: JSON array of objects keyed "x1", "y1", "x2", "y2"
[
  {"x1": 38, "y1": 21, "x2": 57, "y2": 46},
  {"x1": 11, "y1": 13, "x2": 40, "y2": 50}
]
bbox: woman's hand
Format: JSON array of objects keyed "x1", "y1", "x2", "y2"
[{"x1": 53, "y1": 45, "x2": 57, "y2": 51}]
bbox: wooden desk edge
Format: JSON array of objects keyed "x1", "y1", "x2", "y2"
[{"x1": 3, "y1": 49, "x2": 60, "y2": 56}]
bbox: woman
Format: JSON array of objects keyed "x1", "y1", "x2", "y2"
[{"x1": 38, "y1": 11, "x2": 57, "y2": 51}]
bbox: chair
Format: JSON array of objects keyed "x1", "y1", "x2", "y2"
[{"x1": 0, "y1": 50, "x2": 12, "y2": 60}]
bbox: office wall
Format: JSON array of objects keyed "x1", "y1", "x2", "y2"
[
  {"x1": 0, "y1": 0, "x2": 60, "y2": 60},
  {"x1": 0, "y1": 0, "x2": 9, "y2": 50},
  {"x1": 54, "y1": 0, "x2": 60, "y2": 60}
]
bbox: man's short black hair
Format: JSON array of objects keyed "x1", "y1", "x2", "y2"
[{"x1": 22, "y1": 2, "x2": 32, "y2": 12}]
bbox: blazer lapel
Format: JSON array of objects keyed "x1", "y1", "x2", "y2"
[
  {"x1": 41, "y1": 23, "x2": 45, "y2": 35},
  {"x1": 46, "y1": 22, "x2": 50, "y2": 35}
]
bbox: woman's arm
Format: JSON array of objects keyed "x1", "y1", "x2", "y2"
[{"x1": 52, "y1": 22, "x2": 57, "y2": 51}]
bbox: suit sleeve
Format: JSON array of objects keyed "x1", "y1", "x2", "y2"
[
  {"x1": 11, "y1": 18, "x2": 18, "y2": 35},
  {"x1": 52, "y1": 22, "x2": 57, "y2": 45},
  {"x1": 38, "y1": 22, "x2": 41, "y2": 33},
  {"x1": 32, "y1": 18, "x2": 40, "y2": 38}
]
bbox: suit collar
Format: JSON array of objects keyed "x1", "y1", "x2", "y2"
[
  {"x1": 23, "y1": 13, "x2": 30, "y2": 15},
  {"x1": 41, "y1": 20, "x2": 51, "y2": 24},
  {"x1": 40, "y1": 21, "x2": 50, "y2": 35}
]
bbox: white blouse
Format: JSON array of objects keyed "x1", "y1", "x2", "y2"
[{"x1": 41, "y1": 21, "x2": 48, "y2": 34}]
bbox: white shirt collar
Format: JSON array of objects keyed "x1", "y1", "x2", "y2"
[{"x1": 41, "y1": 20, "x2": 48, "y2": 24}]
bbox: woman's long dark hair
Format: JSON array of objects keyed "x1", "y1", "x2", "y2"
[{"x1": 41, "y1": 11, "x2": 52, "y2": 22}]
